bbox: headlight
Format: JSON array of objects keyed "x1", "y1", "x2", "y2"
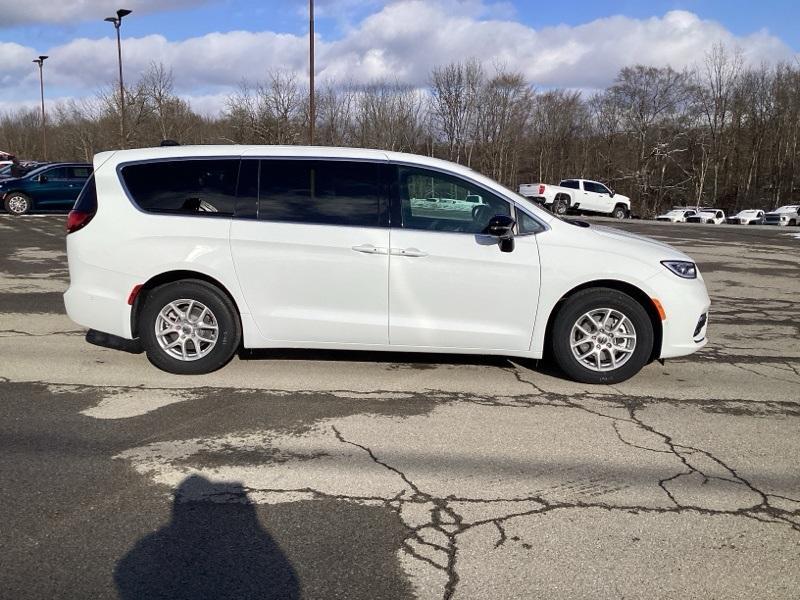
[{"x1": 661, "y1": 260, "x2": 697, "y2": 279}]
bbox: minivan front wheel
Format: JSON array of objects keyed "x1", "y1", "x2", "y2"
[
  {"x1": 140, "y1": 280, "x2": 241, "y2": 374},
  {"x1": 4, "y1": 193, "x2": 32, "y2": 215},
  {"x1": 551, "y1": 288, "x2": 653, "y2": 384}
]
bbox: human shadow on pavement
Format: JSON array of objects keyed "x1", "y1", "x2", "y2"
[{"x1": 114, "y1": 474, "x2": 299, "y2": 600}]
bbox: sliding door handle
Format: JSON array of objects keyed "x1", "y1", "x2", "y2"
[
  {"x1": 391, "y1": 247, "x2": 428, "y2": 257},
  {"x1": 352, "y1": 244, "x2": 388, "y2": 255}
]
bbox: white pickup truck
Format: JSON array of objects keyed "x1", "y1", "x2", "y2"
[{"x1": 518, "y1": 179, "x2": 630, "y2": 219}]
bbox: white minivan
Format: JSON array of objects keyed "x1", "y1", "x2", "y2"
[{"x1": 64, "y1": 146, "x2": 710, "y2": 384}]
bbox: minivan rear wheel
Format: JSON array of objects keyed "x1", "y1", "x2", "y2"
[
  {"x1": 140, "y1": 280, "x2": 241, "y2": 374},
  {"x1": 4, "y1": 193, "x2": 32, "y2": 215},
  {"x1": 551, "y1": 288, "x2": 653, "y2": 384}
]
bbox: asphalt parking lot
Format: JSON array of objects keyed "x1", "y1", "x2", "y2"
[{"x1": 1, "y1": 215, "x2": 798, "y2": 599}]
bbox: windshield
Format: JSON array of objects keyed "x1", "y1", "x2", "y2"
[
  {"x1": 0, "y1": 165, "x2": 11, "y2": 176},
  {"x1": 775, "y1": 206, "x2": 800, "y2": 213}
]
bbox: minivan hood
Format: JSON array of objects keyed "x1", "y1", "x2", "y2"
[
  {"x1": 592, "y1": 224, "x2": 686, "y2": 252},
  {"x1": 543, "y1": 220, "x2": 695, "y2": 280}
]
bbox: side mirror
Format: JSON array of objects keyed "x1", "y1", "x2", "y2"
[
  {"x1": 486, "y1": 214, "x2": 515, "y2": 238},
  {"x1": 38, "y1": 174, "x2": 48, "y2": 183},
  {"x1": 485, "y1": 215, "x2": 516, "y2": 253},
  {"x1": 609, "y1": 190, "x2": 615, "y2": 197}
]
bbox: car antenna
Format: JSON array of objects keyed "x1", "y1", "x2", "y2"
[{"x1": 160, "y1": 139, "x2": 180, "y2": 146}]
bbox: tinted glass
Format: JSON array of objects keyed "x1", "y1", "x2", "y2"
[
  {"x1": 121, "y1": 159, "x2": 239, "y2": 215},
  {"x1": 398, "y1": 166, "x2": 511, "y2": 234},
  {"x1": 73, "y1": 173, "x2": 97, "y2": 212},
  {"x1": 584, "y1": 181, "x2": 608, "y2": 194},
  {"x1": 560, "y1": 180, "x2": 579, "y2": 189},
  {"x1": 68, "y1": 166, "x2": 91, "y2": 179},
  {"x1": 259, "y1": 160, "x2": 381, "y2": 227}
]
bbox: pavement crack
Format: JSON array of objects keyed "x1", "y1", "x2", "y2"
[
  {"x1": 332, "y1": 425, "x2": 427, "y2": 500},
  {"x1": 492, "y1": 520, "x2": 507, "y2": 548}
]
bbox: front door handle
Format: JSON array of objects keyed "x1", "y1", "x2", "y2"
[
  {"x1": 391, "y1": 247, "x2": 428, "y2": 257},
  {"x1": 352, "y1": 244, "x2": 388, "y2": 255}
]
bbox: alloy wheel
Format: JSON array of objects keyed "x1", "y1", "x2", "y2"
[
  {"x1": 7, "y1": 195, "x2": 28, "y2": 215},
  {"x1": 569, "y1": 308, "x2": 637, "y2": 372},
  {"x1": 154, "y1": 299, "x2": 219, "y2": 361}
]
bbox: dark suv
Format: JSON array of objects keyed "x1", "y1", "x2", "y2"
[{"x1": 1, "y1": 163, "x2": 92, "y2": 215}]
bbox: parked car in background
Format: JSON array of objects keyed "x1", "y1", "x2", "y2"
[
  {"x1": 0, "y1": 161, "x2": 49, "y2": 180},
  {"x1": 1, "y1": 163, "x2": 92, "y2": 215},
  {"x1": 64, "y1": 145, "x2": 710, "y2": 385},
  {"x1": 726, "y1": 209, "x2": 765, "y2": 225},
  {"x1": 764, "y1": 205, "x2": 800, "y2": 226},
  {"x1": 518, "y1": 179, "x2": 630, "y2": 219},
  {"x1": 655, "y1": 208, "x2": 697, "y2": 223},
  {"x1": 686, "y1": 209, "x2": 725, "y2": 224}
]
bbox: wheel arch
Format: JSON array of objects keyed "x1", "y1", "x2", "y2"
[
  {"x1": 555, "y1": 192, "x2": 572, "y2": 204},
  {"x1": 131, "y1": 269, "x2": 243, "y2": 338},
  {"x1": 543, "y1": 279, "x2": 663, "y2": 363}
]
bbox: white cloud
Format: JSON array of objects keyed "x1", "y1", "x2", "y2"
[
  {"x1": 1, "y1": 2, "x2": 797, "y2": 114},
  {"x1": 0, "y1": 0, "x2": 210, "y2": 27}
]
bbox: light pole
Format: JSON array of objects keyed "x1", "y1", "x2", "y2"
[
  {"x1": 309, "y1": 0, "x2": 315, "y2": 145},
  {"x1": 32, "y1": 55, "x2": 48, "y2": 160},
  {"x1": 104, "y1": 8, "x2": 132, "y2": 148}
]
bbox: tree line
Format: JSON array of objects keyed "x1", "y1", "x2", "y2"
[{"x1": 2, "y1": 45, "x2": 799, "y2": 216}]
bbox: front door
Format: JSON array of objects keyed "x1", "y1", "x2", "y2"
[
  {"x1": 230, "y1": 158, "x2": 390, "y2": 345},
  {"x1": 582, "y1": 181, "x2": 612, "y2": 212},
  {"x1": 388, "y1": 165, "x2": 540, "y2": 351}
]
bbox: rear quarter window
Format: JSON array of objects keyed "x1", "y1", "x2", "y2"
[
  {"x1": 120, "y1": 159, "x2": 239, "y2": 216},
  {"x1": 69, "y1": 166, "x2": 92, "y2": 179}
]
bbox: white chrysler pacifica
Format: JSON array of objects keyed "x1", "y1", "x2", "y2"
[{"x1": 64, "y1": 146, "x2": 710, "y2": 384}]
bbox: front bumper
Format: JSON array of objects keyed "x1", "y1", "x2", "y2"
[{"x1": 648, "y1": 270, "x2": 711, "y2": 359}]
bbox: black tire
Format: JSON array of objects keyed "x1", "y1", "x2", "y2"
[
  {"x1": 139, "y1": 280, "x2": 241, "y2": 375},
  {"x1": 553, "y1": 195, "x2": 570, "y2": 215},
  {"x1": 612, "y1": 204, "x2": 627, "y2": 219},
  {"x1": 4, "y1": 192, "x2": 33, "y2": 215},
  {"x1": 551, "y1": 288, "x2": 654, "y2": 384}
]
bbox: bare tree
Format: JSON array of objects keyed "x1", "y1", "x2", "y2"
[
  {"x1": 2, "y1": 59, "x2": 800, "y2": 216},
  {"x1": 429, "y1": 59, "x2": 483, "y2": 164}
]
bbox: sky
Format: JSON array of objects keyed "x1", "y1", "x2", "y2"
[{"x1": 1, "y1": 0, "x2": 798, "y2": 115}]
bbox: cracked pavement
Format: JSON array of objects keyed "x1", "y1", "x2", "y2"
[{"x1": 1, "y1": 215, "x2": 799, "y2": 599}]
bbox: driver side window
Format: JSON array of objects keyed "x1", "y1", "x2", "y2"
[
  {"x1": 397, "y1": 166, "x2": 511, "y2": 234},
  {"x1": 584, "y1": 181, "x2": 608, "y2": 194}
]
